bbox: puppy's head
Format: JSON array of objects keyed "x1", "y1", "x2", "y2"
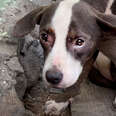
[{"x1": 14, "y1": 0, "x2": 116, "y2": 89}]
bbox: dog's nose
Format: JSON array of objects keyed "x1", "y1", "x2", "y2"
[{"x1": 46, "y1": 69, "x2": 63, "y2": 85}]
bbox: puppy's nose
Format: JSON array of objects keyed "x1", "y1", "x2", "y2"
[{"x1": 46, "y1": 69, "x2": 63, "y2": 85}]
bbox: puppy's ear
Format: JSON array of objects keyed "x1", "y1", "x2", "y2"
[
  {"x1": 13, "y1": 6, "x2": 48, "y2": 37},
  {"x1": 93, "y1": 9, "x2": 116, "y2": 33}
]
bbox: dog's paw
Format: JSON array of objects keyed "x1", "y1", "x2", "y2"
[{"x1": 44, "y1": 100, "x2": 70, "y2": 115}]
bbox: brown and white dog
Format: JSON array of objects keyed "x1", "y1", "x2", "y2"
[{"x1": 13, "y1": 0, "x2": 116, "y2": 115}]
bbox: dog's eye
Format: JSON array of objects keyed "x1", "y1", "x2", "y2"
[
  {"x1": 40, "y1": 33, "x2": 48, "y2": 42},
  {"x1": 75, "y1": 38, "x2": 84, "y2": 46}
]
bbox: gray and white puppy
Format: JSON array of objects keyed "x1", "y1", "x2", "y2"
[
  {"x1": 14, "y1": 0, "x2": 116, "y2": 88},
  {"x1": 13, "y1": 0, "x2": 116, "y2": 114}
]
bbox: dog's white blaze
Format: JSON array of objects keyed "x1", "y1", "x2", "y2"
[{"x1": 43, "y1": 0, "x2": 83, "y2": 88}]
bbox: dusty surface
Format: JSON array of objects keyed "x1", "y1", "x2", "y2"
[
  {"x1": 0, "y1": 0, "x2": 116, "y2": 116},
  {"x1": 71, "y1": 80, "x2": 116, "y2": 116}
]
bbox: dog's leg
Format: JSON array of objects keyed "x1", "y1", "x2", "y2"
[
  {"x1": 94, "y1": 52, "x2": 113, "y2": 81},
  {"x1": 89, "y1": 66, "x2": 116, "y2": 89},
  {"x1": 94, "y1": 0, "x2": 115, "y2": 81},
  {"x1": 44, "y1": 98, "x2": 73, "y2": 115},
  {"x1": 105, "y1": 0, "x2": 114, "y2": 14}
]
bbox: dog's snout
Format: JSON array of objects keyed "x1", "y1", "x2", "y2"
[{"x1": 46, "y1": 69, "x2": 63, "y2": 85}]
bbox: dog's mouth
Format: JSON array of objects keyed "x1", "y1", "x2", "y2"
[
  {"x1": 43, "y1": 83, "x2": 65, "y2": 94},
  {"x1": 43, "y1": 74, "x2": 80, "y2": 90},
  {"x1": 43, "y1": 80, "x2": 81, "y2": 96},
  {"x1": 49, "y1": 87, "x2": 65, "y2": 94}
]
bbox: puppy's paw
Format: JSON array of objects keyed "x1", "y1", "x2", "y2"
[{"x1": 44, "y1": 100, "x2": 70, "y2": 115}]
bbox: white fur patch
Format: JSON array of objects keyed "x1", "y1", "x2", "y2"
[
  {"x1": 44, "y1": 100, "x2": 69, "y2": 115},
  {"x1": 105, "y1": 0, "x2": 114, "y2": 14},
  {"x1": 43, "y1": 0, "x2": 83, "y2": 88}
]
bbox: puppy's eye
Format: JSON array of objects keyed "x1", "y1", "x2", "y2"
[
  {"x1": 75, "y1": 38, "x2": 84, "y2": 46},
  {"x1": 40, "y1": 33, "x2": 48, "y2": 42}
]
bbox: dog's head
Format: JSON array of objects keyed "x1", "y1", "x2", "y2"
[{"x1": 14, "y1": 0, "x2": 116, "y2": 89}]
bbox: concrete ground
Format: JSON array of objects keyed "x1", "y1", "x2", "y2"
[{"x1": 71, "y1": 80, "x2": 116, "y2": 116}]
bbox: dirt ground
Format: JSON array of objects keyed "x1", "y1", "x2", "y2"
[{"x1": 0, "y1": 0, "x2": 116, "y2": 116}]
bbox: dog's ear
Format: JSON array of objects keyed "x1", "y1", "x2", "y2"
[
  {"x1": 13, "y1": 6, "x2": 48, "y2": 37},
  {"x1": 93, "y1": 9, "x2": 116, "y2": 34}
]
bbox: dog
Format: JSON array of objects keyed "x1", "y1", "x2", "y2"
[{"x1": 13, "y1": 0, "x2": 116, "y2": 115}]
